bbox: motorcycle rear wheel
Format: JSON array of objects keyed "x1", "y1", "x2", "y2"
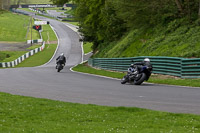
[{"x1": 134, "y1": 73, "x2": 146, "y2": 85}]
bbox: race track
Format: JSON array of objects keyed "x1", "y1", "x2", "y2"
[{"x1": 0, "y1": 11, "x2": 200, "y2": 115}]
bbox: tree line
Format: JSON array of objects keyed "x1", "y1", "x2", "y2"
[
  {"x1": 0, "y1": 0, "x2": 29, "y2": 10},
  {"x1": 56, "y1": 0, "x2": 200, "y2": 50}
]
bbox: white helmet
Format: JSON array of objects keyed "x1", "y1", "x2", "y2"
[
  {"x1": 144, "y1": 58, "x2": 150, "y2": 62},
  {"x1": 60, "y1": 53, "x2": 64, "y2": 56}
]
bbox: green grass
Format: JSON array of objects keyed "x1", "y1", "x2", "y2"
[
  {"x1": 0, "y1": 12, "x2": 30, "y2": 42},
  {"x1": 73, "y1": 63, "x2": 200, "y2": 87},
  {"x1": 0, "y1": 11, "x2": 40, "y2": 42},
  {"x1": 0, "y1": 51, "x2": 27, "y2": 62},
  {"x1": 16, "y1": 44, "x2": 57, "y2": 67},
  {"x1": 19, "y1": 8, "x2": 35, "y2": 13},
  {"x1": 83, "y1": 42, "x2": 93, "y2": 54},
  {"x1": 0, "y1": 21, "x2": 57, "y2": 66},
  {"x1": 65, "y1": 21, "x2": 79, "y2": 26},
  {"x1": 0, "y1": 92, "x2": 200, "y2": 132},
  {"x1": 41, "y1": 25, "x2": 57, "y2": 42}
]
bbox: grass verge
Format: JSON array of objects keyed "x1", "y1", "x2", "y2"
[
  {"x1": 41, "y1": 25, "x2": 57, "y2": 42},
  {"x1": 0, "y1": 12, "x2": 30, "y2": 42},
  {"x1": 0, "y1": 51, "x2": 27, "y2": 62},
  {"x1": 0, "y1": 92, "x2": 200, "y2": 132},
  {"x1": 72, "y1": 62, "x2": 200, "y2": 87},
  {"x1": 16, "y1": 44, "x2": 57, "y2": 67}
]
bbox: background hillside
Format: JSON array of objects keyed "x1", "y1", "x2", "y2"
[{"x1": 70, "y1": 0, "x2": 200, "y2": 58}]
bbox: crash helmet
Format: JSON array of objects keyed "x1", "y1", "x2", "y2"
[
  {"x1": 144, "y1": 58, "x2": 150, "y2": 62},
  {"x1": 60, "y1": 53, "x2": 64, "y2": 56}
]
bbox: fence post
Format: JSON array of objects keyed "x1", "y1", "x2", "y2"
[{"x1": 180, "y1": 58, "x2": 183, "y2": 78}]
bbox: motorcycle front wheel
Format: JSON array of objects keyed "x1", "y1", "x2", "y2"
[{"x1": 121, "y1": 75, "x2": 128, "y2": 84}]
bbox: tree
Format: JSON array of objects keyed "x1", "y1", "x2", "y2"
[
  {"x1": 0, "y1": 0, "x2": 11, "y2": 10},
  {"x1": 50, "y1": 0, "x2": 70, "y2": 5},
  {"x1": 175, "y1": 0, "x2": 184, "y2": 14},
  {"x1": 199, "y1": 0, "x2": 200, "y2": 18}
]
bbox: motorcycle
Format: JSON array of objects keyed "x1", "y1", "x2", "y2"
[
  {"x1": 121, "y1": 64, "x2": 152, "y2": 85},
  {"x1": 56, "y1": 61, "x2": 65, "y2": 72}
]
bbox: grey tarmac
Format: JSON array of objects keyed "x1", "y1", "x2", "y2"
[{"x1": 0, "y1": 10, "x2": 200, "y2": 115}]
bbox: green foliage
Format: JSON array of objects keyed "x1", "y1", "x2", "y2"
[
  {"x1": 72, "y1": 0, "x2": 200, "y2": 58},
  {"x1": 83, "y1": 42, "x2": 93, "y2": 54},
  {"x1": 94, "y1": 17, "x2": 200, "y2": 58},
  {"x1": 50, "y1": 0, "x2": 70, "y2": 5},
  {"x1": 0, "y1": 52, "x2": 9, "y2": 61}
]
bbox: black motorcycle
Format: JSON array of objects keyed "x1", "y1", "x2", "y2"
[
  {"x1": 121, "y1": 64, "x2": 152, "y2": 85},
  {"x1": 56, "y1": 61, "x2": 65, "y2": 72}
]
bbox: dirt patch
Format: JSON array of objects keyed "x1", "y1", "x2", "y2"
[
  {"x1": 47, "y1": 41, "x2": 58, "y2": 44},
  {"x1": 151, "y1": 74, "x2": 181, "y2": 80},
  {"x1": 0, "y1": 42, "x2": 31, "y2": 51}
]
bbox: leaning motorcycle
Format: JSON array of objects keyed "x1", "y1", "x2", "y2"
[{"x1": 121, "y1": 64, "x2": 152, "y2": 85}]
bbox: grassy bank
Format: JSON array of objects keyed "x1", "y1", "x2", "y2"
[
  {"x1": 94, "y1": 19, "x2": 200, "y2": 58},
  {"x1": 0, "y1": 12, "x2": 30, "y2": 42},
  {"x1": 0, "y1": 51, "x2": 27, "y2": 62},
  {"x1": 72, "y1": 63, "x2": 200, "y2": 87},
  {"x1": 16, "y1": 44, "x2": 57, "y2": 67},
  {"x1": 41, "y1": 25, "x2": 57, "y2": 42},
  {"x1": 0, "y1": 92, "x2": 200, "y2": 132}
]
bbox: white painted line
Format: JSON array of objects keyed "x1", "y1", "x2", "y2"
[
  {"x1": 84, "y1": 51, "x2": 92, "y2": 56},
  {"x1": 70, "y1": 65, "x2": 120, "y2": 81}
]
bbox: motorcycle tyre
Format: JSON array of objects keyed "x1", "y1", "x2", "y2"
[
  {"x1": 121, "y1": 75, "x2": 128, "y2": 84},
  {"x1": 57, "y1": 68, "x2": 61, "y2": 72},
  {"x1": 57, "y1": 64, "x2": 62, "y2": 72},
  {"x1": 134, "y1": 73, "x2": 146, "y2": 85}
]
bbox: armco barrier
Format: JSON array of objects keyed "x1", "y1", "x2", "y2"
[
  {"x1": 88, "y1": 56, "x2": 200, "y2": 78},
  {"x1": 0, "y1": 42, "x2": 45, "y2": 68}
]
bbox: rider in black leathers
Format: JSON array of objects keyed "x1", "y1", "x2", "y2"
[
  {"x1": 56, "y1": 53, "x2": 66, "y2": 68},
  {"x1": 133, "y1": 58, "x2": 152, "y2": 72},
  {"x1": 132, "y1": 58, "x2": 152, "y2": 80}
]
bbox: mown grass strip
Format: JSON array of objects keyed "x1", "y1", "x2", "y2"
[
  {"x1": 0, "y1": 12, "x2": 30, "y2": 42},
  {"x1": 41, "y1": 25, "x2": 57, "y2": 42},
  {"x1": 0, "y1": 92, "x2": 200, "y2": 132},
  {"x1": 15, "y1": 44, "x2": 57, "y2": 67},
  {"x1": 72, "y1": 63, "x2": 200, "y2": 87}
]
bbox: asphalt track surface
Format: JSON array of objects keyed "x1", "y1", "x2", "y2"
[{"x1": 0, "y1": 11, "x2": 200, "y2": 115}]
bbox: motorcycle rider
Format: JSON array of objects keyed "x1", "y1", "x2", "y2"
[
  {"x1": 132, "y1": 58, "x2": 152, "y2": 74},
  {"x1": 56, "y1": 53, "x2": 66, "y2": 69}
]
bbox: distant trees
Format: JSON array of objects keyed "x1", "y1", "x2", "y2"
[
  {"x1": 0, "y1": 0, "x2": 29, "y2": 10},
  {"x1": 0, "y1": 0, "x2": 11, "y2": 10},
  {"x1": 49, "y1": 0, "x2": 200, "y2": 50},
  {"x1": 50, "y1": 0, "x2": 70, "y2": 5}
]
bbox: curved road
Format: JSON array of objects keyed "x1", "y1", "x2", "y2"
[{"x1": 0, "y1": 11, "x2": 200, "y2": 115}]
